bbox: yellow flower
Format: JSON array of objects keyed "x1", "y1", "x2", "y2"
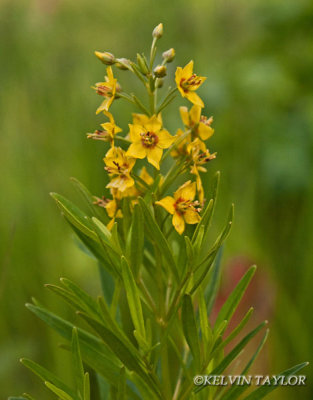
[
  {"x1": 104, "y1": 147, "x2": 136, "y2": 192},
  {"x1": 170, "y1": 128, "x2": 191, "y2": 158},
  {"x1": 180, "y1": 105, "x2": 214, "y2": 141},
  {"x1": 187, "y1": 138, "x2": 216, "y2": 204},
  {"x1": 93, "y1": 195, "x2": 123, "y2": 231},
  {"x1": 175, "y1": 61, "x2": 206, "y2": 107},
  {"x1": 156, "y1": 181, "x2": 201, "y2": 235},
  {"x1": 87, "y1": 111, "x2": 122, "y2": 146},
  {"x1": 93, "y1": 66, "x2": 117, "y2": 114},
  {"x1": 126, "y1": 114, "x2": 175, "y2": 169}
]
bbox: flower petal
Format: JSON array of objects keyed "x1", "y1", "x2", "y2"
[
  {"x1": 173, "y1": 212, "x2": 185, "y2": 235},
  {"x1": 155, "y1": 196, "x2": 175, "y2": 214},
  {"x1": 185, "y1": 91, "x2": 204, "y2": 108},
  {"x1": 182, "y1": 60, "x2": 194, "y2": 77},
  {"x1": 158, "y1": 130, "x2": 175, "y2": 149},
  {"x1": 184, "y1": 209, "x2": 201, "y2": 224},
  {"x1": 190, "y1": 105, "x2": 201, "y2": 124},
  {"x1": 146, "y1": 146, "x2": 162, "y2": 169},
  {"x1": 128, "y1": 124, "x2": 143, "y2": 142},
  {"x1": 179, "y1": 106, "x2": 189, "y2": 126},
  {"x1": 146, "y1": 114, "x2": 162, "y2": 133},
  {"x1": 198, "y1": 123, "x2": 214, "y2": 140},
  {"x1": 126, "y1": 142, "x2": 146, "y2": 159},
  {"x1": 174, "y1": 180, "x2": 196, "y2": 201}
]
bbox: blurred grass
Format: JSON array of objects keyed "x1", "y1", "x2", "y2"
[{"x1": 0, "y1": 0, "x2": 312, "y2": 398}]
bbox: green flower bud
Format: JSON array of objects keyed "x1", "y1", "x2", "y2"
[
  {"x1": 136, "y1": 53, "x2": 149, "y2": 75},
  {"x1": 115, "y1": 58, "x2": 131, "y2": 70},
  {"x1": 156, "y1": 78, "x2": 164, "y2": 88},
  {"x1": 94, "y1": 51, "x2": 115, "y2": 65},
  {"x1": 162, "y1": 48, "x2": 175, "y2": 63},
  {"x1": 152, "y1": 23, "x2": 163, "y2": 39},
  {"x1": 154, "y1": 65, "x2": 167, "y2": 78}
]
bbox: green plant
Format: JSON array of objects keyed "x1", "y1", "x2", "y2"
[{"x1": 10, "y1": 23, "x2": 308, "y2": 400}]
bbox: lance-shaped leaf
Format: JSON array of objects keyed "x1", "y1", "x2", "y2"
[
  {"x1": 77, "y1": 311, "x2": 161, "y2": 399},
  {"x1": 182, "y1": 294, "x2": 201, "y2": 369},
  {"x1": 117, "y1": 367, "x2": 126, "y2": 400},
  {"x1": 72, "y1": 327, "x2": 85, "y2": 398},
  {"x1": 126, "y1": 204, "x2": 144, "y2": 277},
  {"x1": 70, "y1": 221, "x2": 120, "y2": 279},
  {"x1": 242, "y1": 362, "x2": 309, "y2": 400},
  {"x1": 221, "y1": 329, "x2": 269, "y2": 400},
  {"x1": 83, "y1": 373, "x2": 90, "y2": 400},
  {"x1": 50, "y1": 193, "x2": 97, "y2": 241},
  {"x1": 20, "y1": 359, "x2": 77, "y2": 399},
  {"x1": 205, "y1": 246, "x2": 223, "y2": 313},
  {"x1": 198, "y1": 287, "x2": 213, "y2": 362},
  {"x1": 121, "y1": 256, "x2": 146, "y2": 342},
  {"x1": 45, "y1": 382, "x2": 74, "y2": 400},
  {"x1": 195, "y1": 321, "x2": 268, "y2": 394},
  {"x1": 138, "y1": 197, "x2": 179, "y2": 281},
  {"x1": 214, "y1": 266, "x2": 256, "y2": 333},
  {"x1": 25, "y1": 303, "x2": 122, "y2": 383},
  {"x1": 70, "y1": 177, "x2": 107, "y2": 222}
]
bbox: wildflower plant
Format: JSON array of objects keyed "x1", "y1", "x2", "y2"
[{"x1": 11, "y1": 24, "x2": 308, "y2": 400}]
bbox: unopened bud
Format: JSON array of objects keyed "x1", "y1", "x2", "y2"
[
  {"x1": 94, "y1": 51, "x2": 115, "y2": 65},
  {"x1": 156, "y1": 78, "x2": 164, "y2": 88},
  {"x1": 137, "y1": 53, "x2": 149, "y2": 75},
  {"x1": 154, "y1": 65, "x2": 167, "y2": 78},
  {"x1": 152, "y1": 23, "x2": 163, "y2": 39},
  {"x1": 162, "y1": 48, "x2": 175, "y2": 63},
  {"x1": 115, "y1": 58, "x2": 131, "y2": 70}
]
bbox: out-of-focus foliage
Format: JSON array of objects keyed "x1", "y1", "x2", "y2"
[{"x1": 0, "y1": 0, "x2": 312, "y2": 398}]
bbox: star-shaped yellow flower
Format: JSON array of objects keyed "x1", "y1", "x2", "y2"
[
  {"x1": 180, "y1": 105, "x2": 214, "y2": 141},
  {"x1": 87, "y1": 111, "x2": 122, "y2": 146},
  {"x1": 93, "y1": 66, "x2": 117, "y2": 114},
  {"x1": 126, "y1": 114, "x2": 175, "y2": 169},
  {"x1": 156, "y1": 181, "x2": 201, "y2": 235},
  {"x1": 187, "y1": 139, "x2": 216, "y2": 203},
  {"x1": 175, "y1": 61, "x2": 206, "y2": 107},
  {"x1": 104, "y1": 147, "x2": 136, "y2": 192}
]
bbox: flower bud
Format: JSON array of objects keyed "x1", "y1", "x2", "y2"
[
  {"x1": 156, "y1": 78, "x2": 164, "y2": 88},
  {"x1": 154, "y1": 65, "x2": 167, "y2": 78},
  {"x1": 162, "y1": 48, "x2": 175, "y2": 63},
  {"x1": 137, "y1": 53, "x2": 149, "y2": 75},
  {"x1": 94, "y1": 51, "x2": 115, "y2": 65},
  {"x1": 152, "y1": 23, "x2": 163, "y2": 39},
  {"x1": 115, "y1": 58, "x2": 131, "y2": 70}
]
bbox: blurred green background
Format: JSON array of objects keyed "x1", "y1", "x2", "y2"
[{"x1": 0, "y1": 0, "x2": 312, "y2": 398}]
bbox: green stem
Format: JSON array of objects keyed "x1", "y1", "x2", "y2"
[{"x1": 115, "y1": 135, "x2": 131, "y2": 144}]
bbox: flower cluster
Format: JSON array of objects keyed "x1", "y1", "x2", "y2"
[{"x1": 88, "y1": 23, "x2": 216, "y2": 234}]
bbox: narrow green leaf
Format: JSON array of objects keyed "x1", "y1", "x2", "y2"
[
  {"x1": 210, "y1": 322, "x2": 267, "y2": 376},
  {"x1": 193, "y1": 224, "x2": 205, "y2": 258},
  {"x1": 83, "y1": 373, "x2": 90, "y2": 400},
  {"x1": 198, "y1": 287, "x2": 213, "y2": 361},
  {"x1": 138, "y1": 197, "x2": 179, "y2": 281},
  {"x1": 77, "y1": 311, "x2": 161, "y2": 398},
  {"x1": 45, "y1": 381, "x2": 74, "y2": 400},
  {"x1": 117, "y1": 367, "x2": 126, "y2": 400},
  {"x1": 72, "y1": 327, "x2": 85, "y2": 397},
  {"x1": 70, "y1": 177, "x2": 107, "y2": 222},
  {"x1": 20, "y1": 358, "x2": 77, "y2": 399},
  {"x1": 242, "y1": 362, "x2": 309, "y2": 400},
  {"x1": 214, "y1": 265, "x2": 256, "y2": 332},
  {"x1": 61, "y1": 278, "x2": 101, "y2": 319},
  {"x1": 69, "y1": 221, "x2": 120, "y2": 279},
  {"x1": 195, "y1": 321, "x2": 268, "y2": 394},
  {"x1": 50, "y1": 193, "x2": 97, "y2": 241},
  {"x1": 182, "y1": 294, "x2": 201, "y2": 369},
  {"x1": 205, "y1": 246, "x2": 223, "y2": 314},
  {"x1": 221, "y1": 329, "x2": 269, "y2": 400},
  {"x1": 192, "y1": 200, "x2": 213, "y2": 246},
  {"x1": 121, "y1": 257, "x2": 146, "y2": 342},
  {"x1": 25, "y1": 303, "x2": 122, "y2": 377},
  {"x1": 126, "y1": 204, "x2": 144, "y2": 277}
]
